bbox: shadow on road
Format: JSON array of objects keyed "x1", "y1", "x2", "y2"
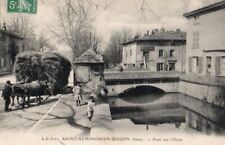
[
  {"x1": 14, "y1": 113, "x2": 39, "y2": 122},
  {"x1": 9, "y1": 98, "x2": 58, "y2": 112},
  {"x1": 47, "y1": 101, "x2": 91, "y2": 136},
  {"x1": 24, "y1": 101, "x2": 90, "y2": 136}
]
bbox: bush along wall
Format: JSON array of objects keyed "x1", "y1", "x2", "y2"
[{"x1": 14, "y1": 51, "x2": 71, "y2": 94}]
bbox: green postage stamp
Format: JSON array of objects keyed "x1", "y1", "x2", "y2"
[{"x1": 7, "y1": 0, "x2": 37, "y2": 14}]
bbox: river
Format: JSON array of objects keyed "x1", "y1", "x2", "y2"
[{"x1": 103, "y1": 86, "x2": 225, "y2": 136}]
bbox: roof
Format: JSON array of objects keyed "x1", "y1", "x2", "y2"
[
  {"x1": 122, "y1": 30, "x2": 186, "y2": 45},
  {"x1": 183, "y1": 0, "x2": 225, "y2": 18},
  {"x1": 0, "y1": 29, "x2": 23, "y2": 39},
  {"x1": 75, "y1": 49, "x2": 104, "y2": 64}
]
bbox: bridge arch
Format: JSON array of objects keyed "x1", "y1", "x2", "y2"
[
  {"x1": 119, "y1": 85, "x2": 165, "y2": 96},
  {"x1": 107, "y1": 82, "x2": 178, "y2": 95}
]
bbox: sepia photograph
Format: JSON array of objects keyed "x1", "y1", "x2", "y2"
[{"x1": 0, "y1": 0, "x2": 225, "y2": 145}]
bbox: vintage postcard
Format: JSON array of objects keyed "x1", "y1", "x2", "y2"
[{"x1": 0, "y1": 0, "x2": 225, "y2": 145}]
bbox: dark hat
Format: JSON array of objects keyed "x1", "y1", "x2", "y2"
[{"x1": 6, "y1": 80, "x2": 11, "y2": 84}]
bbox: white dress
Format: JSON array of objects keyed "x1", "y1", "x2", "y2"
[{"x1": 87, "y1": 102, "x2": 95, "y2": 117}]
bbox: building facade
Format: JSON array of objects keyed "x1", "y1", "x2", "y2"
[
  {"x1": 122, "y1": 29, "x2": 186, "y2": 72},
  {"x1": 0, "y1": 29, "x2": 23, "y2": 74},
  {"x1": 74, "y1": 49, "x2": 104, "y2": 91},
  {"x1": 184, "y1": 0, "x2": 225, "y2": 76}
]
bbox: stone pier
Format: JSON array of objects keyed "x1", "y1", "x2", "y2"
[{"x1": 90, "y1": 104, "x2": 113, "y2": 136}]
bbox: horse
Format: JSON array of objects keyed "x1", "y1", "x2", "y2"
[
  {"x1": 11, "y1": 81, "x2": 51, "y2": 108},
  {"x1": 11, "y1": 83, "x2": 25, "y2": 107}
]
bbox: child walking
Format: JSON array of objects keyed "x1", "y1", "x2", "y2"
[
  {"x1": 87, "y1": 95, "x2": 95, "y2": 121},
  {"x1": 73, "y1": 84, "x2": 82, "y2": 106}
]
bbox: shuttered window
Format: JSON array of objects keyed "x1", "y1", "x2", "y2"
[
  {"x1": 206, "y1": 56, "x2": 211, "y2": 74},
  {"x1": 188, "y1": 57, "x2": 192, "y2": 72},
  {"x1": 159, "y1": 50, "x2": 164, "y2": 57},
  {"x1": 198, "y1": 57, "x2": 203, "y2": 73},
  {"x1": 193, "y1": 32, "x2": 199, "y2": 49},
  {"x1": 215, "y1": 57, "x2": 221, "y2": 76}
]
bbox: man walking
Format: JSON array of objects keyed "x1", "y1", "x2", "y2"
[{"x1": 1, "y1": 80, "x2": 12, "y2": 112}]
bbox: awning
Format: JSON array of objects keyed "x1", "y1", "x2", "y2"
[
  {"x1": 168, "y1": 59, "x2": 177, "y2": 62},
  {"x1": 141, "y1": 47, "x2": 154, "y2": 52}
]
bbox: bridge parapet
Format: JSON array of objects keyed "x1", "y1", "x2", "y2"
[
  {"x1": 104, "y1": 71, "x2": 180, "y2": 95},
  {"x1": 180, "y1": 73, "x2": 225, "y2": 87},
  {"x1": 104, "y1": 71, "x2": 180, "y2": 81}
]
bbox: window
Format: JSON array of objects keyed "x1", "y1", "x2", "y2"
[
  {"x1": 193, "y1": 16, "x2": 199, "y2": 25},
  {"x1": 143, "y1": 51, "x2": 149, "y2": 62},
  {"x1": 192, "y1": 57, "x2": 199, "y2": 73},
  {"x1": 0, "y1": 57, "x2": 3, "y2": 68},
  {"x1": 157, "y1": 63, "x2": 164, "y2": 71},
  {"x1": 169, "y1": 63, "x2": 175, "y2": 71},
  {"x1": 130, "y1": 49, "x2": 132, "y2": 56},
  {"x1": 206, "y1": 56, "x2": 211, "y2": 74},
  {"x1": 159, "y1": 50, "x2": 164, "y2": 57},
  {"x1": 193, "y1": 32, "x2": 199, "y2": 49},
  {"x1": 170, "y1": 50, "x2": 175, "y2": 57},
  {"x1": 91, "y1": 65, "x2": 100, "y2": 73}
]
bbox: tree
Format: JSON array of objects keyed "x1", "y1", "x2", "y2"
[
  {"x1": 37, "y1": 32, "x2": 55, "y2": 52},
  {"x1": 103, "y1": 28, "x2": 133, "y2": 65},
  {"x1": 51, "y1": 0, "x2": 95, "y2": 59},
  {"x1": 7, "y1": 14, "x2": 36, "y2": 38},
  {"x1": 51, "y1": 0, "x2": 116, "y2": 60},
  {"x1": 88, "y1": 31, "x2": 102, "y2": 52}
]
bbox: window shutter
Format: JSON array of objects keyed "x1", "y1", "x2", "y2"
[
  {"x1": 215, "y1": 57, "x2": 221, "y2": 76},
  {"x1": 198, "y1": 57, "x2": 203, "y2": 73},
  {"x1": 188, "y1": 57, "x2": 192, "y2": 72}
]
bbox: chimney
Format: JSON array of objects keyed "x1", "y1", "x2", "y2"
[
  {"x1": 159, "y1": 27, "x2": 165, "y2": 33},
  {"x1": 176, "y1": 29, "x2": 181, "y2": 32},
  {"x1": 2, "y1": 22, "x2": 6, "y2": 31}
]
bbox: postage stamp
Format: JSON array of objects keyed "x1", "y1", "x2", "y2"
[{"x1": 7, "y1": 0, "x2": 37, "y2": 14}]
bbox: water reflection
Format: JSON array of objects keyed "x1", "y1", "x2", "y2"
[
  {"x1": 118, "y1": 86, "x2": 165, "y2": 104},
  {"x1": 104, "y1": 88, "x2": 225, "y2": 135}
]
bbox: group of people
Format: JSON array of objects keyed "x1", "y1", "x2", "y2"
[
  {"x1": 1, "y1": 81, "x2": 96, "y2": 121},
  {"x1": 73, "y1": 84, "x2": 96, "y2": 121}
]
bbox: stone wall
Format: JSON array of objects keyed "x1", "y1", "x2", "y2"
[{"x1": 179, "y1": 74, "x2": 225, "y2": 107}]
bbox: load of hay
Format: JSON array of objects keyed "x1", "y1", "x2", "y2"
[
  {"x1": 14, "y1": 51, "x2": 42, "y2": 82},
  {"x1": 13, "y1": 51, "x2": 71, "y2": 94},
  {"x1": 41, "y1": 52, "x2": 71, "y2": 93}
]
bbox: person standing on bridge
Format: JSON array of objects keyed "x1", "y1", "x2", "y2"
[
  {"x1": 1, "y1": 80, "x2": 12, "y2": 112},
  {"x1": 73, "y1": 84, "x2": 82, "y2": 106}
]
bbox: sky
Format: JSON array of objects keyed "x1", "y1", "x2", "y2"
[{"x1": 0, "y1": 0, "x2": 221, "y2": 52}]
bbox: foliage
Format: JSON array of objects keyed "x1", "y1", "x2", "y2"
[
  {"x1": 7, "y1": 14, "x2": 36, "y2": 38},
  {"x1": 51, "y1": 0, "x2": 102, "y2": 60},
  {"x1": 103, "y1": 28, "x2": 133, "y2": 65}
]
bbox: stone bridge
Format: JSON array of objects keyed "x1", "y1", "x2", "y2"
[
  {"x1": 104, "y1": 71, "x2": 180, "y2": 95},
  {"x1": 104, "y1": 70, "x2": 225, "y2": 108}
]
